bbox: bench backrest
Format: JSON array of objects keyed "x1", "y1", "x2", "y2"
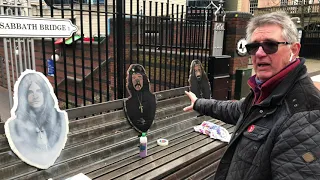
[
  {"x1": 0, "y1": 86, "x2": 189, "y2": 134},
  {"x1": 66, "y1": 86, "x2": 188, "y2": 120}
]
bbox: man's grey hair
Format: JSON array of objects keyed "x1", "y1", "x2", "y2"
[{"x1": 246, "y1": 11, "x2": 298, "y2": 43}]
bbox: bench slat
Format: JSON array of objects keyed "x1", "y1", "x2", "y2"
[
  {"x1": 66, "y1": 86, "x2": 188, "y2": 120},
  {"x1": 162, "y1": 147, "x2": 226, "y2": 180},
  {"x1": 66, "y1": 99, "x2": 123, "y2": 120},
  {"x1": 68, "y1": 110, "x2": 124, "y2": 133},
  {"x1": 0, "y1": 161, "x2": 37, "y2": 180},
  {"x1": 0, "y1": 123, "x2": 4, "y2": 135},
  {"x1": 155, "y1": 87, "x2": 189, "y2": 101},
  {"x1": 184, "y1": 160, "x2": 220, "y2": 180},
  {"x1": 204, "y1": 172, "x2": 216, "y2": 180},
  {"x1": 0, "y1": 137, "x2": 9, "y2": 153}
]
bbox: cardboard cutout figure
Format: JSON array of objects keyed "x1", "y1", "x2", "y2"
[
  {"x1": 188, "y1": 60, "x2": 211, "y2": 99},
  {"x1": 4, "y1": 70, "x2": 69, "y2": 169},
  {"x1": 124, "y1": 64, "x2": 156, "y2": 133}
]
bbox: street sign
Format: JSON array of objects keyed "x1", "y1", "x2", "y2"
[
  {"x1": 236, "y1": 38, "x2": 248, "y2": 56},
  {"x1": 0, "y1": 16, "x2": 78, "y2": 38}
]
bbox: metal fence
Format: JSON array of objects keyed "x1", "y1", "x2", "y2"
[
  {"x1": 0, "y1": 0, "x2": 36, "y2": 108},
  {"x1": 300, "y1": 22, "x2": 320, "y2": 59},
  {"x1": 254, "y1": 3, "x2": 320, "y2": 16},
  {"x1": 0, "y1": 0, "x2": 225, "y2": 109}
]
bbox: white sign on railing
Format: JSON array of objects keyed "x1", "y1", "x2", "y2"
[{"x1": 0, "y1": 16, "x2": 78, "y2": 38}]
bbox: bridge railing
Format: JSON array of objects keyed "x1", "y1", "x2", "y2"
[{"x1": 254, "y1": 3, "x2": 320, "y2": 16}]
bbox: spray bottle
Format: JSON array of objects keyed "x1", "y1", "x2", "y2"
[{"x1": 139, "y1": 132, "x2": 147, "y2": 158}]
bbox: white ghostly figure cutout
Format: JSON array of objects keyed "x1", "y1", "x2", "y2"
[
  {"x1": 27, "y1": 82, "x2": 45, "y2": 108},
  {"x1": 4, "y1": 69, "x2": 69, "y2": 169}
]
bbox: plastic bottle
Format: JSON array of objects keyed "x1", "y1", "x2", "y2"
[{"x1": 139, "y1": 132, "x2": 147, "y2": 158}]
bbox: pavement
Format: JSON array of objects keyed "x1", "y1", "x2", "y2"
[
  {"x1": 305, "y1": 59, "x2": 320, "y2": 76},
  {"x1": 1, "y1": 59, "x2": 320, "y2": 122}
]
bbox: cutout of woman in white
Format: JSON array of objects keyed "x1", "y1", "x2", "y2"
[{"x1": 5, "y1": 70, "x2": 69, "y2": 169}]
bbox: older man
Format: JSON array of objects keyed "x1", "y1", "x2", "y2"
[{"x1": 184, "y1": 11, "x2": 320, "y2": 180}]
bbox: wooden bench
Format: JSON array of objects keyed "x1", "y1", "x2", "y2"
[{"x1": 0, "y1": 87, "x2": 234, "y2": 180}]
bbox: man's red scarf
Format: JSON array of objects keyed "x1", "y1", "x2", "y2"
[{"x1": 248, "y1": 59, "x2": 301, "y2": 104}]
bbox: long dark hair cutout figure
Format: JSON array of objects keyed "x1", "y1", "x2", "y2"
[
  {"x1": 4, "y1": 70, "x2": 69, "y2": 169},
  {"x1": 188, "y1": 60, "x2": 211, "y2": 99},
  {"x1": 124, "y1": 64, "x2": 156, "y2": 133}
]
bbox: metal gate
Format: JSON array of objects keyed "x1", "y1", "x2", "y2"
[{"x1": 300, "y1": 22, "x2": 320, "y2": 59}]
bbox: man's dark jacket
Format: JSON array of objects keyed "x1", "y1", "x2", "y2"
[{"x1": 194, "y1": 58, "x2": 320, "y2": 180}]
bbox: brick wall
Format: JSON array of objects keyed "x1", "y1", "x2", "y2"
[{"x1": 224, "y1": 12, "x2": 253, "y2": 99}]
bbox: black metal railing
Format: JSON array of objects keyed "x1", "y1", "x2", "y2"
[
  {"x1": 34, "y1": 0, "x2": 221, "y2": 109},
  {"x1": 300, "y1": 29, "x2": 320, "y2": 59}
]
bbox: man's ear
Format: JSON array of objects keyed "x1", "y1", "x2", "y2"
[{"x1": 291, "y1": 42, "x2": 301, "y2": 57}]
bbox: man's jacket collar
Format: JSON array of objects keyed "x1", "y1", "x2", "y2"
[{"x1": 248, "y1": 58, "x2": 308, "y2": 107}]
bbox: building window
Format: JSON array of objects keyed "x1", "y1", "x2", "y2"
[
  {"x1": 187, "y1": 0, "x2": 219, "y2": 8},
  {"x1": 2, "y1": 7, "x2": 22, "y2": 15},
  {"x1": 292, "y1": 0, "x2": 306, "y2": 5},
  {"x1": 280, "y1": 0, "x2": 288, "y2": 6},
  {"x1": 51, "y1": 0, "x2": 105, "y2": 4},
  {"x1": 249, "y1": 0, "x2": 258, "y2": 14}
]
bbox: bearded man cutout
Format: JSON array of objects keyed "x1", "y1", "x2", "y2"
[
  {"x1": 124, "y1": 64, "x2": 156, "y2": 133},
  {"x1": 188, "y1": 60, "x2": 211, "y2": 99}
]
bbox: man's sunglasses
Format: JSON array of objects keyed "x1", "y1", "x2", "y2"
[{"x1": 245, "y1": 41, "x2": 292, "y2": 55}]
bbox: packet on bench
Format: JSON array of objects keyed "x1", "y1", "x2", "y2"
[{"x1": 194, "y1": 121, "x2": 231, "y2": 143}]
